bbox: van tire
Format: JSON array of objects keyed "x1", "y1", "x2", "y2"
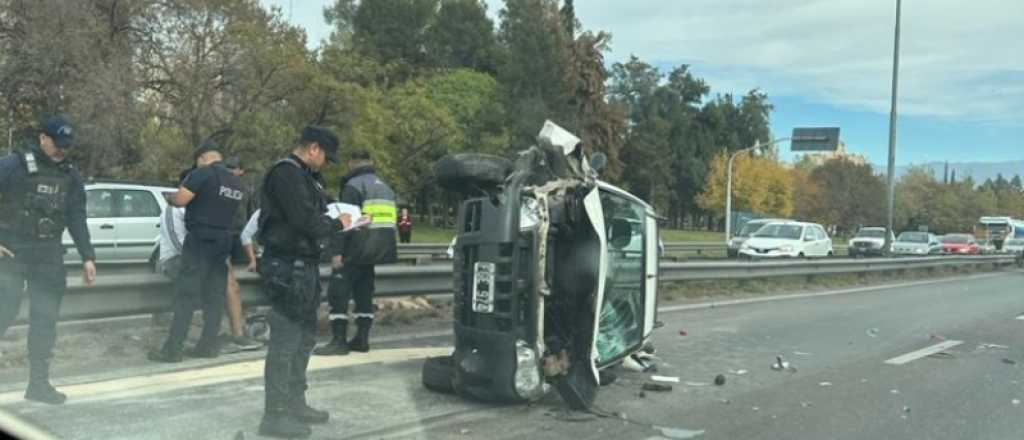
[{"x1": 435, "y1": 154, "x2": 512, "y2": 192}]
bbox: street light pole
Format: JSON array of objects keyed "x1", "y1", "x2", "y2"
[
  {"x1": 884, "y1": 0, "x2": 902, "y2": 254},
  {"x1": 725, "y1": 137, "x2": 791, "y2": 243}
]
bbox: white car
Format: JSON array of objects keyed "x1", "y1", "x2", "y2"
[
  {"x1": 1003, "y1": 238, "x2": 1024, "y2": 255},
  {"x1": 62, "y1": 182, "x2": 176, "y2": 264},
  {"x1": 739, "y1": 221, "x2": 834, "y2": 259},
  {"x1": 847, "y1": 226, "x2": 895, "y2": 257},
  {"x1": 892, "y1": 232, "x2": 943, "y2": 256}
]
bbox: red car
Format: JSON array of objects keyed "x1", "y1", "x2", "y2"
[{"x1": 941, "y1": 234, "x2": 980, "y2": 254}]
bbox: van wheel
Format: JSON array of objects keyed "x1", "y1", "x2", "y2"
[
  {"x1": 435, "y1": 154, "x2": 512, "y2": 193},
  {"x1": 422, "y1": 356, "x2": 456, "y2": 394},
  {"x1": 797, "y1": 252, "x2": 805, "y2": 259},
  {"x1": 827, "y1": 251, "x2": 834, "y2": 258}
]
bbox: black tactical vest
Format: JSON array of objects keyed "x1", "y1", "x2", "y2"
[
  {"x1": 258, "y1": 157, "x2": 329, "y2": 260},
  {"x1": 0, "y1": 150, "x2": 73, "y2": 241}
]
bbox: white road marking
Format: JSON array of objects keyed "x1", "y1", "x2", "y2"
[
  {"x1": 0, "y1": 347, "x2": 452, "y2": 406},
  {"x1": 884, "y1": 340, "x2": 963, "y2": 365}
]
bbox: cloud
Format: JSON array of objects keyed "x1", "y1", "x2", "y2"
[{"x1": 483, "y1": 0, "x2": 1023, "y2": 125}]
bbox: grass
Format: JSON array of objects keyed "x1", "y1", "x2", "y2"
[
  {"x1": 409, "y1": 225, "x2": 457, "y2": 243},
  {"x1": 661, "y1": 229, "x2": 725, "y2": 242}
]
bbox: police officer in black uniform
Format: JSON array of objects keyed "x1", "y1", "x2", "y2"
[
  {"x1": 148, "y1": 142, "x2": 244, "y2": 362},
  {"x1": 0, "y1": 115, "x2": 97, "y2": 405},
  {"x1": 256, "y1": 126, "x2": 345, "y2": 439}
]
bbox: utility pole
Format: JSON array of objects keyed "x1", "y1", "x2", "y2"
[{"x1": 884, "y1": 0, "x2": 903, "y2": 254}]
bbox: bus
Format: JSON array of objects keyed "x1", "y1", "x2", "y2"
[{"x1": 975, "y1": 216, "x2": 1024, "y2": 250}]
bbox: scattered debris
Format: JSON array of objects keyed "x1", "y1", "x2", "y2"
[
  {"x1": 714, "y1": 374, "x2": 726, "y2": 386},
  {"x1": 642, "y1": 382, "x2": 673, "y2": 392},
  {"x1": 730, "y1": 369, "x2": 749, "y2": 376},
  {"x1": 652, "y1": 375, "x2": 680, "y2": 383},
  {"x1": 460, "y1": 428, "x2": 472, "y2": 435},
  {"x1": 684, "y1": 381, "x2": 710, "y2": 387},
  {"x1": 929, "y1": 333, "x2": 947, "y2": 341},
  {"x1": 902, "y1": 406, "x2": 911, "y2": 414},
  {"x1": 128, "y1": 335, "x2": 142, "y2": 342},
  {"x1": 718, "y1": 398, "x2": 731, "y2": 405},
  {"x1": 818, "y1": 382, "x2": 832, "y2": 387},
  {"x1": 679, "y1": 329, "x2": 688, "y2": 336},
  {"x1": 1014, "y1": 399, "x2": 1021, "y2": 406},
  {"x1": 771, "y1": 356, "x2": 797, "y2": 372},
  {"x1": 624, "y1": 354, "x2": 657, "y2": 373},
  {"x1": 656, "y1": 427, "x2": 706, "y2": 439},
  {"x1": 793, "y1": 351, "x2": 813, "y2": 357},
  {"x1": 866, "y1": 328, "x2": 880, "y2": 338},
  {"x1": 752, "y1": 406, "x2": 760, "y2": 411},
  {"x1": 978, "y1": 343, "x2": 1010, "y2": 350},
  {"x1": 547, "y1": 410, "x2": 600, "y2": 422},
  {"x1": 800, "y1": 402, "x2": 812, "y2": 408},
  {"x1": 1003, "y1": 358, "x2": 1017, "y2": 365},
  {"x1": 927, "y1": 351, "x2": 955, "y2": 360},
  {"x1": 860, "y1": 379, "x2": 869, "y2": 384},
  {"x1": 654, "y1": 320, "x2": 666, "y2": 329},
  {"x1": 890, "y1": 389, "x2": 901, "y2": 395}
]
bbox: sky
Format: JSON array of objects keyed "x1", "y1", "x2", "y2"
[{"x1": 261, "y1": 0, "x2": 1023, "y2": 166}]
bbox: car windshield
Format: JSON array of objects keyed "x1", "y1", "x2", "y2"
[
  {"x1": 856, "y1": 229, "x2": 885, "y2": 238},
  {"x1": 942, "y1": 235, "x2": 971, "y2": 244},
  {"x1": 897, "y1": 232, "x2": 929, "y2": 243},
  {"x1": 753, "y1": 224, "x2": 803, "y2": 240}
]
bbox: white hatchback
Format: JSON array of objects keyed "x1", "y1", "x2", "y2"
[
  {"x1": 62, "y1": 182, "x2": 176, "y2": 264},
  {"x1": 739, "y1": 221, "x2": 834, "y2": 259}
]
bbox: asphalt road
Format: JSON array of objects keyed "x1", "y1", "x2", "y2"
[{"x1": 3, "y1": 270, "x2": 1024, "y2": 440}]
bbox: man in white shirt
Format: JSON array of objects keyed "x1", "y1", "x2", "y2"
[{"x1": 239, "y1": 209, "x2": 261, "y2": 272}]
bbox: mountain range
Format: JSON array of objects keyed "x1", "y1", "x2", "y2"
[{"x1": 875, "y1": 161, "x2": 1024, "y2": 184}]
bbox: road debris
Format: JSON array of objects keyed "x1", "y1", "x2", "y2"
[
  {"x1": 890, "y1": 389, "x2": 901, "y2": 395},
  {"x1": 547, "y1": 410, "x2": 600, "y2": 422},
  {"x1": 642, "y1": 382, "x2": 673, "y2": 392},
  {"x1": 793, "y1": 351, "x2": 813, "y2": 356},
  {"x1": 771, "y1": 356, "x2": 797, "y2": 372},
  {"x1": 730, "y1": 369, "x2": 749, "y2": 376},
  {"x1": 460, "y1": 428, "x2": 472, "y2": 435},
  {"x1": 978, "y1": 343, "x2": 1010, "y2": 350},
  {"x1": 902, "y1": 406, "x2": 911, "y2": 414},
  {"x1": 652, "y1": 375, "x2": 680, "y2": 383},
  {"x1": 718, "y1": 398, "x2": 731, "y2": 404},
  {"x1": 684, "y1": 381, "x2": 710, "y2": 387},
  {"x1": 624, "y1": 354, "x2": 657, "y2": 373},
  {"x1": 927, "y1": 351, "x2": 955, "y2": 360},
  {"x1": 714, "y1": 374, "x2": 726, "y2": 386},
  {"x1": 678, "y1": 329, "x2": 688, "y2": 336},
  {"x1": 866, "y1": 328, "x2": 880, "y2": 338},
  {"x1": 656, "y1": 426, "x2": 706, "y2": 439},
  {"x1": 818, "y1": 382, "x2": 832, "y2": 387},
  {"x1": 800, "y1": 402, "x2": 812, "y2": 408},
  {"x1": 752, "y1": 406, "x2": 760, "y2": 411},
  {"x1": 1014, "y1": 399, "x2": 1021, "y2": 406},
  {"x1": 860, "y1": 379, "x2": 869, "y2": 384},
  {"x1": 638, "y1": 391, "x2": 646, "y2": 398},
  {"x1": 1003, "y1": 358, "x2": 1017, "y2": 365},
  {"x1": 929, "y1": 333, "x2": 947, "y2": 341}
]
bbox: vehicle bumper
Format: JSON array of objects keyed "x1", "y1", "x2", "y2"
[
  {"x1": 452, "y1": 322, "x2": 529, "y2": 403},
  {"x1": 848, "y1": 247, "x2": 885, "y2": 256},
  {"x1": 738, "y1": 249, "x2": 798, "y2": 259}
]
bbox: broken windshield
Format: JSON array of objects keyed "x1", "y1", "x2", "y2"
[{"x1": 595, "y1": 191, "x2": 647, "y2": 365}]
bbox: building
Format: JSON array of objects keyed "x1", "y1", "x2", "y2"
[{"x1": 798, "y1": 140, "x2": 868, "y2": 167}]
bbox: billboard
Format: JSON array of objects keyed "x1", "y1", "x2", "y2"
[{"x1": 791, "y1": 127, "x2": 840, "y2": 152}]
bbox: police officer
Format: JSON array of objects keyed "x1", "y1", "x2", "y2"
[
  {"x1": 315, "y1": 149, "x2": 397, "y2": 356},
  {"x1": 148, "y1": 142, "x2": 244, "y2": 362},
  {"x1": 257, "y1": 126, "x2": 345, "y2": 439},
  {"x1": 0, "y1": 115, "x2": 97, "y2": 405}
]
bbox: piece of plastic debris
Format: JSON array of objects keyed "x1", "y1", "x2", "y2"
[
  {"x1": 771, "y1": 356, "x2": 797, "y2": 373},
  {"x1": 793, "y1": 351, "x2": 813, "y2": 356},
  {"x1": 656, "y1": 426, "x2": 706, "y2": 439},
  {"x1": 890, "y1": 389, "x2": 901, "y2": 395},
  {"x1": 718, "y1": 398, "x2": 731, "y2": 404},
  {"x1": 652, "y1": 375, "x2": 681, "y2": 383},
  {"x1": 1014, "y1": 399, "x2": 1021, "y2": 406},
  {"x1": 902, "y1": 406, "x2": 911, "y2": 414},
  {"x1": 642, "y1": 382, "x2": 673, "y2": 392},
  {"x1": 928, "y1": 351, "x2": 955, "y2": 359},
  {"x1": 684, "y1": 381, "x2": 710, "y2": 387},
  {"x1": 624, "y1": 355, "x2": 656, "y2": 372},
  {"x1": 460, "y1": 429, "x2": 471, "y2": 435},
  {"x1": 752, "y1": 406, "x2": 760, "y2": 411},
  {"x1": 1003, "y1": 358, "x2": 1017, "y2": 365},
  {"x1": 800, "y1": 402, "x2": 812, "y2": 408},
  {"x1": 860, "y1": 379, "x2": 869, "y2": 384},
  {"x1": 714, "y1": 374, "x2": 726, "y2": 386},
  {"x1": 818, "y1": 382, "x2": 832, "y2": 387},
  {"x1": 978, "y1": 343, "x2": 1010, "y2": 350},
  {"x1": 866, "y1": 328, "x2": 880, "y2": 338},
  {"x1": 679, "y1": 329, "x2": 688, "y2": 336},
  {"x1": 731, "y1": 369, "x2": 749, "y2": 376}
]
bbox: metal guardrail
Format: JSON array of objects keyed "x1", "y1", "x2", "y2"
[{"x1": 25, "y1": 254, "x2": 1014, "y2": 324}]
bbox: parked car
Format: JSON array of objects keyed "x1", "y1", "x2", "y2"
[
  {"x1": 61, "y1": 182, "x2": 176, "y2": 264},
  {"x1": 847, "y1": 226, "x2": 894, "y2": 257},
  {"x1": 422, "y1": 122, "x2": 661, "y2": 410},
  {"x1": 941, "y1": 233, "x2": 980, "y2": 255},
  {"x1": 727, "y1": 218, "x2": 789, "y2": 258},
  {"x1": 892, "y1": 232, "x2": 943, "y2": 256},
  {"x1": 738, "y1": 221, "x2": 834, "y2": 259},
  {"x1": 1002, "y1": 238, "x2": 1024, "y2": 255}
]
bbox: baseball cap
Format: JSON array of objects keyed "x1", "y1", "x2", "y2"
[
  {"x1": 300, "y1": 125, "x2": 339, "y2": 163},
  {"x1": 42, "y1": 115, "x2": 74, "y2": 149},
  {"x1": 192, "y1": 139, "x2": 222, "y2": 162}
]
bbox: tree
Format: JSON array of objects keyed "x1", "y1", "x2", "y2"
[
  {"x1": 424, "y1": 0, "x2": 500, "y2": 73},
  {"x1": 807, "y1": 158, "x2": 886, "y2": 235},
  {"x1": 351, "y1": 0, "x2": 438, "y2": 68},
  {"x1": 697, "y1": 152, "x2": 794, "y2": 219}
]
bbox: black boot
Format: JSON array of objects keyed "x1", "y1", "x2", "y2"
[
  {"x1": 348, "y1": 318, "x2": 371, "y2": 353},
  {"x1": 259, "y1": 410, "x2": 312, "y2": 439},
  {"x1": 289, "y1": 395, "x2": 330, "y2": 425},
  {"x1": 25, "y1": 361, "x2": 66, "y2": 405},
  {"x1": 313, "y1": 320, "x2": 349, "y2": 356}
]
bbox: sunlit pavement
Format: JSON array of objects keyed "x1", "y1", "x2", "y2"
[{"x1": 4, "y1": 271, "x2": 1024, "y2": 439}]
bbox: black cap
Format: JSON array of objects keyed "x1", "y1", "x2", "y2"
[
  {"x1": 224, "y1": 156, "x2": 242, "y2": 170},
  {"x1": 300, "y1": 125, "x2": 339, "y2": 163},
  {"x1": 192, "y1": 139, "x2": 221, "y2": 162},
  {"x1": 41, "y1": 114, "x2": 74, "y2": 149},
  {"x1": 349, "y1": 149, "x2": 372, "y2": 161}
]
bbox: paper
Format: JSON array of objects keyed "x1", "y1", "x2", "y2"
[{"x1": 326, "y1": 202, "x2": 361, "y2": 220}]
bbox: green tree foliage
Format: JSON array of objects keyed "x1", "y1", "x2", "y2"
[
  {"x1": 425, "y1": 0, "x2": 500, "y2": 73},
  {"x1": 805, "y1": 159, "x2": 886, "y2": 234}
]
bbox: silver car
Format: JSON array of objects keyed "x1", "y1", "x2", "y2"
[
  {"x1": 727, "y1": 218, "x2": 788, "y2": 258},
  {"x1": 62, "y1": 182, "x2": 176, "y2": 264},
  {"x1": 892, "y1": 232, "x2": 943, "y2": 256}
]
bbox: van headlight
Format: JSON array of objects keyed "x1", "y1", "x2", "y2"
[{"x1": 514, "y1": 340, "x2": 542, "y2": 399}]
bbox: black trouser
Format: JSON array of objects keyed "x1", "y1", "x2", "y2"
[
  {"x1": 0, "y1": 245, "x2": 66, "y2": 382},
  {"x1": 326, "y1": 263, "x2": 376, "y2": 323},
  {"x1": 399, "y1": 231, "x2": 411, "y2": 243},
  {"x1": 260, "y1": 254, "x2": 320, "y2": 413},
  {"x1": 161, "y1": 229, "x2": 232, "y2": 354}
]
